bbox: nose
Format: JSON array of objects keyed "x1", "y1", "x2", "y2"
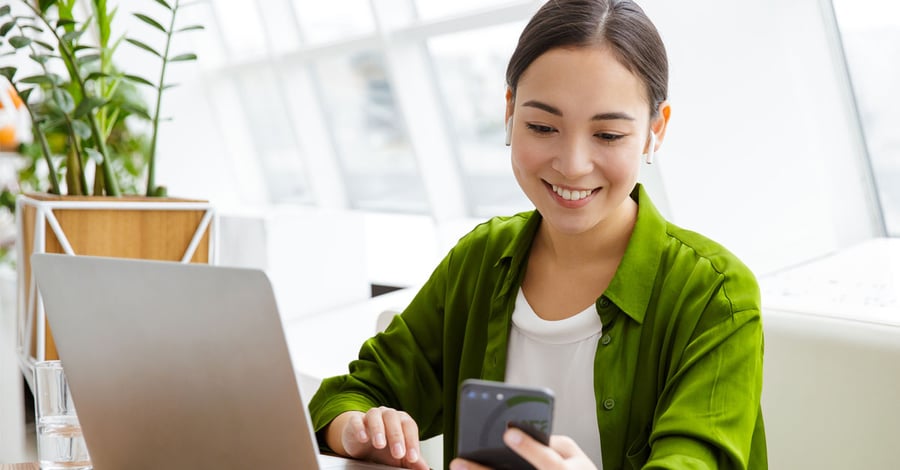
[{"x1": 551, "y1": 136, "x2": 594, "y2": 179}]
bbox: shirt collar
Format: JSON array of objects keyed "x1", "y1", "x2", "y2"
[
  {"x1": 605, "y1": 184, "x2": 666, "y2": 324},
  {"x1": 494, "y1": 211, "x2": 542, "y2": 299},
  {"x1": 495, "y1": 184, "x2": 666, "y2": 323}
]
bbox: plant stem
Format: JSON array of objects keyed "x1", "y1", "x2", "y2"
[
  {"x1": 7, "y1": 23, "x2": 61, "y2": 194},
  {"x1": 23, "y1": 0, "x2": 121, "y2": 196},
  {"x1": 146, "y1": 0, "x2": 178, "y2": 197}
]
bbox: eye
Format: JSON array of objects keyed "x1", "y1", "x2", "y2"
[
  {"x1": 526, "y1": 123, "x2": 556, "y2": 134},
  {"x1": 596, "y1": 133, "x2": 624, "y2": 142}
]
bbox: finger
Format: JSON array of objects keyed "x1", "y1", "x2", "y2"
[
  {"x1": 399, "y1": 413, "x2": 422, "y2": 464},
  {"x1": 381, "y1": 408, "x2": 409, "y2": 460},
  {"x1": 348, "y1": 412, "x2": 369, "y2": 444},
  {"x1": 364, "y1": 407, "x2": 388, "y2": 450},
  {"x1": 504, "y1": 427, "x2": 562, "y2": 469},
  {"x1": 548, "y1": 435, "x2": 582, "y2": 459},
  {"x1": 449, "y1": 457, "x2": 492, "y2": 470}
]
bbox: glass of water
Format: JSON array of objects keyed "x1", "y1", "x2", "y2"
[{"x1": 33, "y1": 361, "x2": 92, "y2": 469}]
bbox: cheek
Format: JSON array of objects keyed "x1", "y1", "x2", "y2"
[{"x1": 510, "y1": 145, "x2": 545, "y2": 172}]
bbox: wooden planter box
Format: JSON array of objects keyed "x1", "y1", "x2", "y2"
[{"x1": 15, "y1": 193, "x2": 217, "y2": 383}]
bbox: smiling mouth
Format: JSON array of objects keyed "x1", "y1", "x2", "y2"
[{"x1": 550, "y1": 183, "x2": 598, "y2": 201}]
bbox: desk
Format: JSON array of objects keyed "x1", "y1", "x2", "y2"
[{"x1": 0, "y1": 464, "x2": 37, "y2": 469}]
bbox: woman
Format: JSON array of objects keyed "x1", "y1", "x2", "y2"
[{"x1": 308, "y1": 1, "x2": 767, "y2": 469}]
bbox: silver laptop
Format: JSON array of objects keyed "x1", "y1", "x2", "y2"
[{"x1": 31, "y1": 253, "x2": 402, "y2": 470}]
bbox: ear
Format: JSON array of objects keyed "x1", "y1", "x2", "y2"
[
  {"x1": 505, "y1": 87, "x2": 515, "y2": 124},
  {"x1": 648, "y1": 101, "x2": 671, "y2": 152}
]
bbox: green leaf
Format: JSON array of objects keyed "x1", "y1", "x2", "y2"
[
  {"x1": 0, "y1": 67, "x2": 15, "y2": 81},
  {"x1": 1, "y1": 21, "x2": 14, "y2": 37},
  {"x1": 162, "y1": 83, "x2": 179, "y2": 90},
  {"x1": 169, "y1": 53, "x2": 197, "y2": 62},
  {"x1": 176, "y1": 24, "x2": 205, "y2": 33},
  {"x1": 20, "y1": 24, "x2": 42, "y2": 33},
  {"x1": 56, "y1": 18, "x2": 77, "y2": 29},
  {"x1": 154, "y1": 0, "x2": 173, "y2": 10},
  {"x1": 134, "y1": 13, "x2": 167, "y2": 33},
  {"x1": 51, "y1": 88, "x2": 75, "y2": 114},
  {"x1": 123, "y1": 74, "x2": 154, "y2": 87},
  {"x1": 71, "y1": 119, "x2": 91, "y2": 139},
  {"x1": 28, "y1": 53, "x2": 51, "y2": 65},
  {"x1": 119, "y1": 101, "x2": 151, "y2": 120},
  {"x1": 0, "y1": 6, "x2": 11, "y2": 17},
  {"x1": 19, "y1": 75, "x2": 53, "y2": 86},
  {"x1": 125, "y1": 38, "x2": 161, "y2": 58},
  {"x1": 9, "y1": 36, "x2": 31, "y2": 49},
  {"x1": 85, "y1": 71, "x2": 112, "y2": 81},
  {"x1": 73, "y1": 44, "x2": 95, "y2": 52},
  {"x1": 84, "y1": 148, "x2": 103, "y2": 164},
  {"x1": 21, "y1": 73, "x2": 64, "y2": 87},
  {"x1": 38, "y1": 0, "x2": 54, "y2": 14},
  {"x1": 34, "y1": 40, "x2": 54, "y2": 51},
  {"x1": 18, "y1": 87, "x2": 33, "y2": 102},
  {"x1": 73, "y1": 96, "x2": 107, "y2": 118},
  {"x1": 76, "y1": 53, "x2": 101, "y2": 65},
  {"x1": 62, "y1": 29, "x2": 86, "y2": 43}
]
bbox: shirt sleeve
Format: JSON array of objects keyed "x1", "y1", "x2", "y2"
[
  {"x1": 642, "y1": 305, "x2": 765, "y2": 470},
  {"x1": 307, "y1": 249, "x2": 451, "y2": 446}
]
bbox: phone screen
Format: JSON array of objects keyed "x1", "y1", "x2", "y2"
[{"x1": 456, "y1": 379, "x2": 554, "y2": 470}]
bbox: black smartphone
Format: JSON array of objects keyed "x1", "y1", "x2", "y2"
[{"x1": 456, "y1": 379, "x2": 555, "y2": 470}]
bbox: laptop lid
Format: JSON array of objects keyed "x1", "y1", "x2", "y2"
[{"x1": 31, "y1": 253, "x2": 384, "y2": 470}]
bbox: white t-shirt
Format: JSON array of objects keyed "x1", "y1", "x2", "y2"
[{"x1": 505, "y1": 288, "x2": 604, "y2": 468}]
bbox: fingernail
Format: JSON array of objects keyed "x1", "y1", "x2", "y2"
[
  {"x1": 505, "y1": 428, "x2": 523, "y2": 446},
  {"x1": 408, "y1": 448, "x2": 419, "y2": 462},
  {"x1": 392, "y1": 442, "x2": 405, "y2": 458},
  {"x1": 374, "y1": 433, "x2": 386, "y2": 448},
  {"x1": 450, "y1": 462, "x2": 467, "y2": 470}
]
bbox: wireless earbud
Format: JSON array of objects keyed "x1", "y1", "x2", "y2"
[
  {"x1": 505, "y1": 118, "x2": 513, "y2": 146},
  {"x1": 643, "y1": 132, "x2": 657, "y2": 165}
]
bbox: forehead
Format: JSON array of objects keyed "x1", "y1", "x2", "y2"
[{"x1": 515, "y1": 46, "x2": 649, "y2": 117}]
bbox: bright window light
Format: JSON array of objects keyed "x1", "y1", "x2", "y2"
[{"x1": 832, "y1": 0, "x2": 900, "y2": 235}]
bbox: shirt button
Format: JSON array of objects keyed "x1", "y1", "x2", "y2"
[
  {"x1": 601, "y1": 334, "x2": 612, "y2": 346},
  {"x1": 603, "y1": 398, "x2": 616, "y2": 410},
  {"x1": 598, "y1": 297, "x2": 610, "y2": 308}
]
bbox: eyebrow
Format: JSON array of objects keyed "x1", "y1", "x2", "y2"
[{"x1": 521, "y1": 100, "x2": 635, "y2": 121}]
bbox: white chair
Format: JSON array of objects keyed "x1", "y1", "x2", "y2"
[{"x1": 761, "y1": 308, "x2": 900, "y2": 469}]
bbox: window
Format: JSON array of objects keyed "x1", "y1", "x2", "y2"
[
  {"x1": 428, "y1": 23, "x2": 531, "y2": 217},
  {"x1": 832, "y1": 0, "x2": 900, "y2": 235},
  {"x1": 314, "y1": 51, "x2": 428, "y2": 213}
]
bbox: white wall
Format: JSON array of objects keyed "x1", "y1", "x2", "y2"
[{"x1": 645, "y1": 0, "x2": 882, "y2": 275}]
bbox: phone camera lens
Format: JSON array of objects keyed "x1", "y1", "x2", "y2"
[{"x1": 481, "y1": 392, "x2": 490, "y2": 400}]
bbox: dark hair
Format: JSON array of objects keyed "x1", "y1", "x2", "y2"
[{"x1": 506, "y1": 0, "x2": 668, "y2": 118}]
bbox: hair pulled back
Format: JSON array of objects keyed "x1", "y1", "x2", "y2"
[{"x1": 506, "y1": 0, "x2": 668, "y2": 118}]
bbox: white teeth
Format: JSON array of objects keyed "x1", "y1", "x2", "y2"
[{"x1": 551, "y1": 184, "x2": 592, "y2": 201}]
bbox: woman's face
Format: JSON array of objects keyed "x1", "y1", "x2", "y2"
[{"x1": 507, "y1": 46, "x2": 663, "y2": 236}]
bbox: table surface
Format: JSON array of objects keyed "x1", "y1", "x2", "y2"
[{"x1": 0, "y1": 464, "x2": 38, "y2": 469}]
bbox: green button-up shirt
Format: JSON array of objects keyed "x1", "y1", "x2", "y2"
[{"x1": 309, "y1": 185, "x2": 767, "y2": 470}]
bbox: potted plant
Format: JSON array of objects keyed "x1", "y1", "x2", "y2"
[{"x1": 0, "y1": 0, "x2": 214, "y2": 364}]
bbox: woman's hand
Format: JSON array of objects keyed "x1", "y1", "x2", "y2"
[
  {"x1": 325, "y1": 407, "x2": 429, "y2": 470},
  {"x1": 449, "y1": 428, "x2": 597, "y2": 470}
]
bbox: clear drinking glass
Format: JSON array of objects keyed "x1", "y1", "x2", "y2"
[{"x1": 33, "y1": 360, "x2": 92, "y2": 469}]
